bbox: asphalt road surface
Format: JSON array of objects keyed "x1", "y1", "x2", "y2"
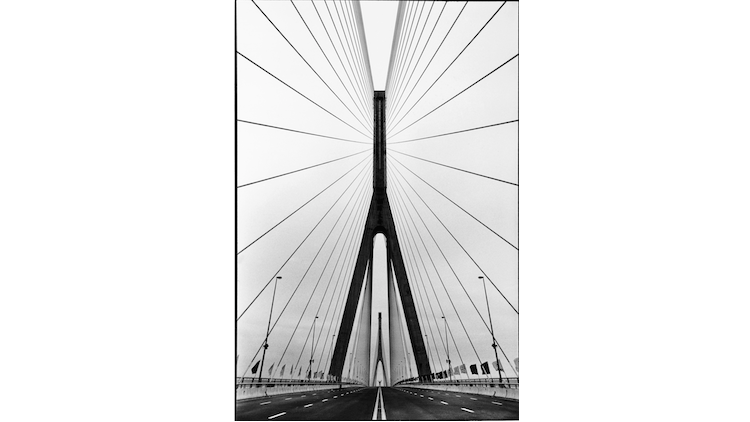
[{"x1": 236, "y1": 386, "x2": 518, "y2": 420}]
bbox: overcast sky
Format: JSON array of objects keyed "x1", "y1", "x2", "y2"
[{"x1": 236, "y1": 0, "x2": 518, "y2": 385}]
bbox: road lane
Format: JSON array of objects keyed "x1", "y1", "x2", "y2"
[
  {"x1": 235, "y1": 386, "x2": 363, "y2": 420},
  {"x1": 280, "y1": 387, "x2": 376, "y2": 420},
  {"x1": 395, "y1": 386, "x2": 519, "y2": 420},
  {"x1": 236, "y1": 386, "x2": 518, "y2": 420}
]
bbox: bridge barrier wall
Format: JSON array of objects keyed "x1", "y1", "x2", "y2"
[
  {"x1": 402, "y1": 384, "x2": 519, "y2": 401},
  {"x1": 236, "y1": 383, "x2": 358, "y2": 400}
]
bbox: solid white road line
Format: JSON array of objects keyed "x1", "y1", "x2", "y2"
[
  {"x1": 492, "y1": 401, "x2": 503, "y2": 406},
  {"x1": 260, "y1": 402, "x2": 271, "y2": 405},
  {"x1": 372, "y1": 386, "x2": 387, "y2": 420},
  {"x1": 304, "y1": 404, "x2": 313, "y2": 408},
  {"x1": 268, "y1": 412, "x2": 286, "y2": 419},
  {"x1": 440, "y1": 401, "x2": 449, "y2": 405},
  {"x1": 460, "y1": 408, "x2": 474, "y2": 413}
]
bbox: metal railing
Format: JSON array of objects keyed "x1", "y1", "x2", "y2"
[
  {"x1": 396, "y1": 377, "x2": 519, "y2": 389},
  {"x1": 236, "y1": 377, "x2": 363, "y2": 387}
]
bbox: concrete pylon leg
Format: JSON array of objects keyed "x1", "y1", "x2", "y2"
[
  {"x1": 353, "y1": 254, "x2": 372, "y2": 385},
  {"x1": 388, "y1": 249, "x2": 411, "y2": 385},
  {"x1": 330, "y1": 91, "x2": 432, "y2": 382}
]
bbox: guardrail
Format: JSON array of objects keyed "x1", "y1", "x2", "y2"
[
  {"x1": 236, "y1": 377, "x2": 363, "y2": 400},
  {"x1": 395, "y1": 377, "x2": 519, "y2": 401},
  {"x1": 236, "y1": 377, "x2": 362, "y2": 386},
  {"x1": 396, "y1": 377, "x2": 519, "y2": 389}
]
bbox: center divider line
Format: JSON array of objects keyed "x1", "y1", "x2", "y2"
[{"x1": 268, "y1": 412, "x2": 286, "y2": 420}]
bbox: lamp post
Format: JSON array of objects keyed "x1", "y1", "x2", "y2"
[
  {"x1": 309, "y1": 316, "x2": 318, "y2": 381},
  {"x1": 480, "y1": 275, "x2": 503, "y2": 386},
  {"x1": 258, "y1": 276, "x2": 280, "y2": 383},
  {"x1": 424, "y1": 334, "x2": 429, "y2": 382},
  {"x1": 328, "y1": 334, "x2": 335, "y2": 383},
  {"x1": 407, "y1": 351, "x2": 413, "y2": 379},
  {"x1": 347, "y1": 351, "x2": 354, "y2": 382},
  {"x1": 442, "y1": 316, "x2": 451, "y2": 382}
]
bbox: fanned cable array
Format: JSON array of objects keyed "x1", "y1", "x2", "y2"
[{"x1": 236, "y1": 1, "x2": 518, "y2": 388}]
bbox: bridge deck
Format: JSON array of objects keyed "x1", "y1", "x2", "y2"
[{"x1": 235, "y1": 386, "x2": 518, "y2": 420}]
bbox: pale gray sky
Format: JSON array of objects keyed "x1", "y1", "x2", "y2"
[{"x1": 237, "y1": 0, "x2": 518, "y2": 385}]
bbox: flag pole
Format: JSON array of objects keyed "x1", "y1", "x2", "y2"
[
  {"x1": 259, "y1": 276, "x2": 280, "y2": 384},
  {"x1": 481, "y1": 275, "x2": 503, "y2": 387}
]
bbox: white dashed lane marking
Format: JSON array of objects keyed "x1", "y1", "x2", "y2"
[
  {"x1": 268, "y1": 412, "x2": 286, "y2": 419},
  {"x1": 461, "y1": 408, "x2": 474, "y2": 413},
  {"x1": 440, "y1": 401, "x2": 449, "y2": 405},
  {"x1": 284, "y1": 398, "x2": 292, "y2": 401},
  {"x1": 260, "y1": 402, "x2": 271, "y2": 405},
  {"x1": 304, "y1": 404, "x2": 313, "y2": 408},
  {"x1": 470, "y1": 398, "x2": 477, "y2": 401},
  {"x1": 322, "y1": 399, "x2": 328, "y2": 402},
  {"x1": 428, "y1": 397, "x2": 434, "y2": 400},
  {"x1": 492, "y1": 401, "x2": 503, "y2": 406}
]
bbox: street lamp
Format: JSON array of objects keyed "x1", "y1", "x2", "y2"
[
  {"x1": 480, "y1": 275, "x2": 503, "y2": 386},
  {"x1": 258, "y1": 276, "x2": 280, "y2": 383},
  {"x1": 424, "y1": 334, "x2": 429, "y2": 382},
  {"x1": 328, "y1": 334, "x2": 335, "y2": 383},
  {"x1": 309, "y1": 315, "x2": 318, "y2": 380},
  {"x1": 442, "y1": 316, "x2": 451, "y2": 382}
]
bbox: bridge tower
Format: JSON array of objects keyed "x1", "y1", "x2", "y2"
[
  {"x1": 372, "y1": 312, "x2": 388, "y2": 386},
  {"x1": 330, "y1": 91, "x2": 431, "y2": 383}
]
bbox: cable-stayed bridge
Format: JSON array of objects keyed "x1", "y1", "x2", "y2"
[{"x1": 236, "y1": 1, "x2": 517, "y2": 419}]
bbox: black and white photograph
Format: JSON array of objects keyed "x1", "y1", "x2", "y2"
[
  {"x1": 4, "y1": 0, "x2": 750, "y2": 421},
  {"x1": 235, "y1": 1, "x2": 518, "y2": 419}
]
